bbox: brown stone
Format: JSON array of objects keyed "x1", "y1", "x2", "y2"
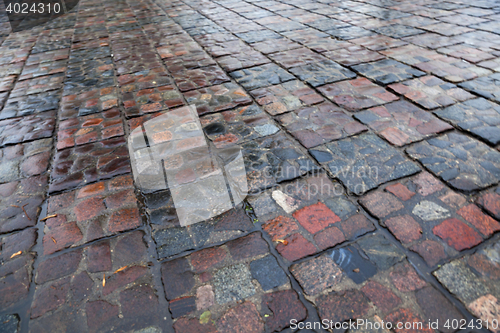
[
  {"x1": 360, "y1": 192, "x2": 404, "y2": 218},
  {"x1": 290, "y1": 254, "x2": 342, "y2": 295},
  {"x1": 410, "y1": 240, "x2": 447, "y2": 267},
  {"x1": 31, "y1": 277, "x2": 70, "y2": 319},
  {"x1": 412, "y1": 172, "x2": 444, "y2": 196},
  {"x1": 341, "y1": 214, "x2": 375, "y2": 239},
  {"x1": 385, "y1": 308, "x2": 433, "y2": 333},
  {"x1": 262, "y1": 216, "x2": 299, "y2": 242},
  {"x1": 217, "y1": 301, "x2": 264, "y2": 333},
  {"x1": 313, "y1": 226, "x2": 346, "y2": 250},
  {"x1": 416, "y1": 286, "x2": 465, "y2": 333},
  {"x1": 389, "y1": 262, "x2": 426, "y2": 292},
  {"x1": 36, "y1": 249, "x2": 82, "y2": 284},
  {"x1": 385, "y1": 214, "x2": 422, "y2": 244},
  {"x1": 292, "y1": 202, "x2": 340, "y2": 234},
  {"x1": 317, "y1": 290, "x2": 370, "y2": 322},
  {"x1": 226, "y1": 232, "x2": 268, "y2": 261},
  {"x1": 87, "y1": 242, "x2": 112, "y2": 273},
  {"x1": 457, "y1": 204, "x2": 500, "y2": 237},
  {"x1": 262, "y1": 290, "x2": 306, "y2": 332},
  {"x1": 361, "y1": 280, "x2": 401, "y2": 313},
  {"x1": 385, "y1": 183, "x2": 415, "y2": 201},
  {"x1": 433, "y1": 218, "x2": 483, "y2": 251},
  {"x1": 190, "y1": 247, "x2": 227, "y2": 273},
  {"x1": 276, "y1": 233, "x2": 317, "y2": 262}
]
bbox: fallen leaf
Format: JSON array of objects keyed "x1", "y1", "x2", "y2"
[
  {"x1": 41, "y1": 214, "x2": 57, "y2": 221},
  {"x1": 353, "y1": 268, "x2": 360, "y2": 273},
  {"x1": 276, "y1": 239, "x2": 288, "y2": 245},
  {"x1": 200, "y1": 311, "x2": 211, "y2": 324},
  {"x1": 51, "y1": 237, "x2": 57, "y2": 244},
  {"x1": 102, "y1": 274, "x2": 106, "y2": 287},
  {"x1": 114, "y1": 266, "x2": 127, "y2": 274},
  {"x1": 10, "y1": 251, "x2": 22, "y2": 259}
]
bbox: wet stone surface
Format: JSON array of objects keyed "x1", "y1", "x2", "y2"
[
  {"x1": 250, "y1": 80, "x2": 324, "y2": 115},
  {"x1": 406, "y1": 132, "x2": 500, "y2": 192},
  {"x1": 0, "y1": 91, "x2": 61, "y2": 120},
  {"x1": 361, "y1": 172, "x2": 499, "y2": 266},
  {"x1": 310, "y1": 133, "x2": 420, "y2": 194},
  {"x1": 122, "y1": 85, "x2": 185, "y2": 118},
  {"x1": 352, "y1": 59, "x2": 426, "y2": 85},
  {"x1": 289, "y1": 59, "x2": 356, "y2": 87},
  {"x1": 59, "y1": 88, "x2": 118, "y2": 120},
  {"x1": 459, "y1": 73, "x2": 500, "y2": 103},
  {"x1": 0, "y1": 111, "x2": 56, "y2": 147},
  {"x1": 230, "y1": 63, "x2": 295, "y2": 91},
  {"x1": 49, "y1": 137, "x2": 131, "y2": 193},
  {"x1": 277, "y1": 101, "x2": 368, "y2": 148},
  {"x1": 355, "y1": 100, "x2": 453, "y2": 147}
]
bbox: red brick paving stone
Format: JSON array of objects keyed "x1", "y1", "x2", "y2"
[
  {"x1": 361, "y1": 280, "x2": 401, "y2": 313},
  {"x1": 262, "y1": 215, "x2": 299, "y2": 241},
  {"x1": 261, "y1": 290, "x2": 306, "y2": 332},
  {"x1": 276, "y1": 233, "x2": 317, "y2": 262},
  {"x1": 160, "y1": 232, "x2": 303, "y2": 332},
  {"x1": 59, "y1": 87, "x2": 119, "y2": 120},
  {"x1": 173, "y1": 65, "x2": 231, "y2": 92},
  {"x1": 18, "y1": 59, "x2": 68, "y2": 81},
  {"x1": 217, "y1": 302, "x2": 264, "y2": 333},
  {"x1": 433, "y1": 218, "x2": 483, "y2": 251},
  {"x1": 380, "y1": 44, "x2": 440, "y2": 66},
  {"x1": 0, "y1": 175, "x2": 47, "y2": 234},
  {"x1": 293, "y1": 202, "x2": 341, "y2": 234},
  {"x1": 361, "y1": 172, "x2": 491, "y2": 266},
  {"x1": 49, "y1": 137, "x2": 131, "y2": 193},
  {"x1": 314, "y1": 226, "x2": 346, "y2": 250},
  {"x1": 385, "y1": 183, "x2": 415, "y2": 201},
  {"x1": 0, "y1": 111, "x2": 56, "y2": 147},
  {"x1": 251, "y1": 38, "x2": 302, "y2": 55},
  {"x1": 31, "y1": 277, "x2": 71, "y2": 318},
  {"x1": 385, "y1": 308, "x2": 433, "y2": 333},
  {"x1": 318, "y1": 78, "x2": 398, "y2": 112},
  {"x1": 457, "y1": 204, "x2": 500, "y2": 237},
  {"x1": 389, "y1": 76, "x2": 474, "y2": 110},
  {"x1": 43, "y1": 175, "x2": 140, "y2": 254},
  {"x1": 290, "y1": 253, "x2": 343, "y2": 295},
  {"x1": 477, "y1": 190, "x2": 500, "y2": 220},
  {"x1": 9, "y1": 73, "x2": 65, "y2": 97},
  {"x1": 389, "y1": 262, "x2": 426, "y2": 292},
  {"x1": 268, "y1": 47, "x2": 326, "y2": 69},
  {"x1": 30, "y1": 231, "x2": 162, "y2": 333},
  {"x1": 0, "y1": 228, "x2": 37, "y2": 261},
  {"x1": 350, "y1": 34, "x2": 408, "y2": 51},
  {"x1": 0, "y1": 75, "x2": 15, "y2": 92},
  {"x1": 200, "y1": 104, "x2": 279, "y2": 148},
  {"x1": 414, "y1": 54, "x2": 492, "y2": 83},
  {"x1": 183, "y1": 82, "x2": 252, "y2": 116},
  {"x1": 323, "y1": 44, "x2": 385, "y2": 66},
  {"x1": 24, "y1": 48, "x2": 70, "y2": 66},
  {"x1": 117, "y1": 68, "x2": 173, "y2": 92},
  {"x1": 437, "y1": 44, "x2": 496, "y2": 64},
  {"x1": 316, "y1": 290, "x2": 370, "y2": 323},
  {"x1": 250, "y1": 80, "x2": 324, "y2": 116},
  {"x1": 0, "y1": 254, "x2": 34, "y2": 311},
  {"x1": 121, "y1": 84, "x2": 185, "y2": 118},
  {"x1": 354, "y1": 100, "x2": 452, "y2": 146},
  {"x1": 56, "y1": 108, "x2": 124, "y2": 150},
  {"x1": 0, "y1": 139, "x2": 52, "y2": 184}
]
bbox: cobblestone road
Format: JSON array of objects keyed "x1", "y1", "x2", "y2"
[{"x1": 1, "y1": 0, "x2": 500, "y2": 331}]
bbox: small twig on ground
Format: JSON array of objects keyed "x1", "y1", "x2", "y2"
[
  {"x1": 41, "y1": 214, "x2": 57, "y2": 221},
  {"x1": 21, "y1": 204, "x2": 30, "y2": 221}
]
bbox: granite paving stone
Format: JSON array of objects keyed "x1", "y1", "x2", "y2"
[
  {"x1": 230, "y1": 63, "x2": 295, "y2": 91},
  {"x1": 269, "y1": 48, "x2": 326, "y2": 69},
  {"x1": 422, "y1": 22, "x2": 474, "y2": 36},
  {"x1": 63, "y1": 58, "x2": 115, "y2": 96},
  {"x1": 389, "y1": 75, "x2": 475, "y2": 109},
  {"x1": 436, "y1": 44, "x2": 496, "y2": 63},
  {"x1": 0, "y1": 111, "x2": 56, "y2": 147},
  {"x1": 59, "y1": 88, "x2": 118, "y2": 120},
  {"x1": 30, "y1": 231, "x2": 162, "y2": 332},
  {"x1": 203, "y1": 40, "x2": 253, "y2": 58},
  {"x1": 277, "y1": 101, "x2": 368, "y2": 148},
  {"x1": 10, "y1": 74, "x2": 65, "y2": 98},
  {"x1": 18, "y1": 59, "x2": 68, "y2": 81},
  {"x1": 355, "y1": 100, "x2": 453, "y2": 146},
  {"x1": 414, "y1": 54, "x2": 492, "y2": 83},
  {"x1": 435, "y1": 98, "x2": 500, "y2": 145},
  {"x1": 24, "y1": 49, "x2": 70, "y2": 66},
  {"x1": 0, "y1": 91, "x2": 61, "y2": 120},
  {"x1": 301, "y1": 38, "x2": 353, "y2": 53},
  {"x1": 0, "y1": 175, "x2": 47, "y2": 234},
  {"x1": 0, "y1": 75, "x2": 15, "y2": 92},
  {"x1": 478, "y1": 58, "x2": 500, "y2": 72},
  {"x1": 434, "y1": 243, "x2": 500, "y2": 329},
  {"x1": 216, "y1": 50, "x2": 271, "y2": 72},
  {"x1": 361, "y1": 172, "x2": 499, "y2": 266},
  {"x1": 310, "y1": 133, "x2": 420, "y2": 194},
  {"x1": 49, "y1": 137, "x2": 130, "y2": 193},
  {"x1": 406, "y1": 132, "x2": 500, "y2": 191},
  {"x1": 201, "y1": 104, "x2": 279, "y2": 147},
  {"x1": 0, "y1": 139, "x2": 52, "y2": 184},
  {"x1": 374, "y1": 24, "x2": 425, "y2": 38},
  {"x1": 235, "y1": 29, "x2": 282, "y2": 43},
  {"x1": 459, "y1": 73, "x2": 500, "y2": 103},
  {"x1": 350, "y1": 34, "x2": 408, "y2": 51},
  {"x1": 32, "y1": 29, "x2": 73, "y2": 54},
  {"x1": 0, "y1": 63, "x2": 23, "y2": 76},
  {"x1": 403, "y1": 33, "x2": 461, "y2": 49},
  {"x1": 380, "y1": 44, "x2": 441, "y2": 65},
  {"x1": 318, "y1": 78, "x2": 399, "y2": 111},
  {"x1": 163, "y1": 50, "x2": 217, "y2": 72},
  {"x1": 353, "y1": 59, "x2": 426, "y2": 85},
  {"x1": 117, "y1": 68, "x2": 173, "y2": 92},
  {"x1": 250, "y1": 80, "x2": 324, "y2": 115},
  {"x1": 43, "y1": 175, "x2": 141, "y2": 254},
  {"x1": 161, "y1": 232, "x2": 306, "y2": 332}
]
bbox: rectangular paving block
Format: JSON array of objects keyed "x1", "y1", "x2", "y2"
[
  {"x1": 309, "y1": 133, "x2": 420, "y2": 194},
  {"x1": 59, "y1": 88, "x2": 119, "y2": 120},
  {"x1": 352, "y1": 59, "x2": 426, "y2": 85},
  {"x1": 230, "y1": 63, "x2": 295, "y2": 91},
  {"x1": 459, "y1": 73, "x2": 500, "y2": 103},
  {"x1": 173, "y1": 65, "x2": 230, "y2": 92},
  {"x1": 0, "y1": 91, "x2": 61, "y2": 120},
  {"x1": 63, "y1": 57, "x2": 116, "y2": 96},
  {"x1": 360, "y1": 172, "x2": 499, "y2": 267},
  {"x1": 406, "y1": 132, "x2": 500, "y2": 192},
  {"x1": 289, "y1": 59, "x2": 356, "y2": 87},
  {"x1": 323, "y1": 44, "x2": 386, "y2": 66},
  {"x1": 415, "y1": 54, "x2": 492, "y2": 83},
  {"x1": 10, "y1": 73, "x2": 65, "y2": 98},
  {"x1": 0, "y1": 111, "x2": 56, "y2": 147},
  {"x1": 121, "y1": 84, "x2": 185, "y2": 118}
]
